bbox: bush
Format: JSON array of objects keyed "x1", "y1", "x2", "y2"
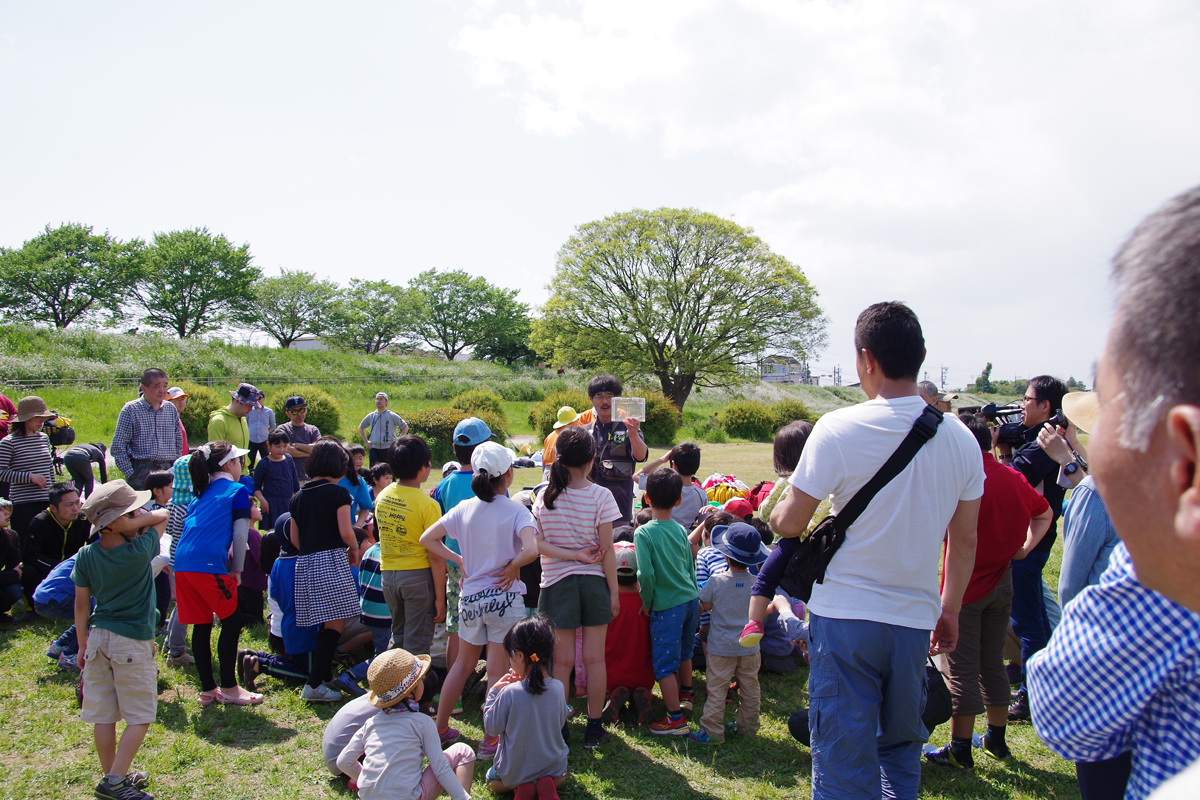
[
  {"x1": 492, "y1": 378, "x2": 545, "y2": 403},
  {"x1": 176, "y1": 381, "x2": 225, "y2": 442},
  {"x1": 684, "y1": 417, "x2": 727, "y2": 444},
  {"x1": 451, "y1": 389, "x2": 507, "y2": 426},
  {"x1": 407, "y1": 406, "x2": 508, "y2": 464},
  {"x1": 263, "y1": 385, "x2": 343, "y2": 439},
  {"x1": 528, "y1": 390, "x2": 591, "y2": 439},
  {"x1": 770, "y1": 399, "x2": 816, "y2": 431},
  {"x1": 422, "y1": 379, "x2": 473, "y2": 400},
  {"x1": 718, "y1": 400, "x2": 775, "y2": 441},
  {"x1": 641, "y1": 390, "x2": 681, "y2": 447}
]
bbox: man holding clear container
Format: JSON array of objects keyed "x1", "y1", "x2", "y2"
[{"x1": 581, "y1": 374, "x2": 648, "y2": 525}]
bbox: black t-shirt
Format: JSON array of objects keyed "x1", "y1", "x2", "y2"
[
  {"x1": 289, "y1": 480, "x2": 352, "y2": 556},
  {"x1": 1009, "y1": 424, "x2": 1067, "y2": 554}
]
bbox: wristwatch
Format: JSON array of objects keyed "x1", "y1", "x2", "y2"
[{"x1": 1064, "y1": 462, "x2": 1079, "y2": 476}]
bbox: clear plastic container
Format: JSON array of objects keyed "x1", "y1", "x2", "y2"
[{"x1": 613, "y1": 396, "x2": 646, "y2": 422}]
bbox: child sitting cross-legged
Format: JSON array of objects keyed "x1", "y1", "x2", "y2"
[
  {"x1": 690, "y1": 522, "x2": 769, "y2": 745},
  {"x1": 635, "y1": 467, "x2": 701, "y2": 734},
  {"x1": 600, "y1": 542, "x2": 657, "y2": 726},
  {"x1": 482, "y1": 614, "x2": 570, "y2": 799},
  {"x1": 336, "y1": 648, "x2": 475, "y2": 800}
]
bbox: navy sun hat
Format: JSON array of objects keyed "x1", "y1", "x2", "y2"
[{"x1": 711, "y1": 522, "x2": 770, "y2": 566}]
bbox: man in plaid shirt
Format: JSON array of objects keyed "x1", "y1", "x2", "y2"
[
  {"x1": 1028, "y1": 185, "x2": 1200, "y2": 800},
  {"x1": 111, "y1": 369, "x2": 183, "y2": 490}
]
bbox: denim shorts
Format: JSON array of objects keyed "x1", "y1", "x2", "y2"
[{"x1": 649, "y1": 598, "x2": 700, "y2": 680}]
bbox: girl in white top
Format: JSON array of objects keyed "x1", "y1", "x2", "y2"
[
  {"x1": 531, "y1": 426, "x2": 620, "y2": 748},
  {"x1": 421, "y1": 442, "x2": 591, "y2": 756}
]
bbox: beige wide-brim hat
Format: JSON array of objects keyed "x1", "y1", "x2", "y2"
[
  {"x1": 367, "y1": 649, "x2": 432, "y2": 709},
  {"x1": 1062, "y1": 392, "x2": 1100, "y2": 434},
  {"x1": 15, "y1": 396, "x2": 54, "y2": 423},
  {"x1": 81, "y1": 479, "x2": 153, "y2": 535}
]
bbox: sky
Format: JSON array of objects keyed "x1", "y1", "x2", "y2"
[{"x1": 3, "y1": 1, "x2": 1199, "y2": 390}]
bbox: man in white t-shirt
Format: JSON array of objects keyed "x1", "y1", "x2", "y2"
[{"x1": 771, "y1": 302, "x2": 983, "y2": 800}]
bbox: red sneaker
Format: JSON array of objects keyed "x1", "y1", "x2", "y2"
[
  {"x1": 739, "y1": 621, "x2": 764, "y2": 647},
  {"x1": 649, "y1": 715, "x2": 689, "y2": 736}
]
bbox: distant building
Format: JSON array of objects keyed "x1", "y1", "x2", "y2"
[
  {"x1": 289, "y1": 336, "x2": 329, "y2": 351},
  {"x1": 762, "y1": 355, "x2": 816, "y2": 385}
]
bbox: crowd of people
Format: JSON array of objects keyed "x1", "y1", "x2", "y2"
[{"x1": 2, "y1": 185, "x2": 1200, "y2": 800}]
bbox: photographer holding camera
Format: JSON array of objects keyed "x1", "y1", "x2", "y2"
[{"x1": 995, "y1": 375, "x2": 1070, "y2": 721}]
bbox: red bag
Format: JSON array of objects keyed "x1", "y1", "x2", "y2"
[{"x1": 748, "y1": 481, "x2": 775, "y2": 511}]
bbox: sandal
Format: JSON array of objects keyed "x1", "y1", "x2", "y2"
[
  {"x1": 241, "y1": 654, "x2": 262, "y2": 692},
  {"x1": 197, "y1": 690, "x2": 219, "y2": 707},
  {"x1": 217, "y1": 687, "x2": 264, "y2": 705}
]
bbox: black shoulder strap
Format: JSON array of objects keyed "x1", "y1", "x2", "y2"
[{"x1": 834, "y1": 404, "x2": 944, "y2": 531}]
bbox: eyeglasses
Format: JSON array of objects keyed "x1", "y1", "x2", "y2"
[
  {"x1": 1020, "y1": 395, "x2": 1038, "y2": 405},
  {"x1": 593, "y1": 393, "x2": 615, "y2": 401}
]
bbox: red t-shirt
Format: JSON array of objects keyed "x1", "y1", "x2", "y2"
[
  {"x1": 948, "y1": 453, "x2": 1051, "y2": 605},
  {"x1": 605, "y1": 590, "x2": 655, "y2": 692}
]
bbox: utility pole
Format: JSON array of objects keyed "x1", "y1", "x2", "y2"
[
  {"x1": 834, "y1": 365, "x2": 842, "y2": 386},
  {"x1": 940, "y1": 366, "x2": 948, "y2": 389}
]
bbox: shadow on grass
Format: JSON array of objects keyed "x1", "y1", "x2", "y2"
[
  {"x1": 567, "y1": 731, "x2": 727, "y2": 800},
  {"x1": 154, "y1": 694, "x2": 301, "y2": 749},
  {"x1": 920, "y1": 756, "x2": 1082, "y2": 799}
]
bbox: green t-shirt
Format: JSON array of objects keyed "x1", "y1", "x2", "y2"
[
  {"x1": 71, "y1": 530, "x2": 160, "y2": 641},
  {"x1": 633, "y1": 519, "x2": 699, "y2": 612}
]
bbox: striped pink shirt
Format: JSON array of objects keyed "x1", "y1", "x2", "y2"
[{"x1": 533, "y1": 483, "x2": 622, "y2": 588}]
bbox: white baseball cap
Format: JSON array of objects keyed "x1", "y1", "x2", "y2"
[{"x1": 471, "y1": 441, "x2": 514, "y2": 477}]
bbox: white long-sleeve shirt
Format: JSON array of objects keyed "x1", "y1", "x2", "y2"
[{"x1": 336, "y1": 708, "x2": 469, "y2": 800}]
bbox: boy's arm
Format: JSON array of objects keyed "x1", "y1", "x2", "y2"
[
  {"x1": 635, "y1": 450, "x2": 671, "y2": 478},
  {"x1": 635, "y1": 532, "x2": 655, "y2": 609},
  {"x1": 74, "y1": 585, "x2": 91, "y2": 659}
]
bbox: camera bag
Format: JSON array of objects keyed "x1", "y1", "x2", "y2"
[{"x1": 779, "y1": 404, "x2": 944, "y2": 603}]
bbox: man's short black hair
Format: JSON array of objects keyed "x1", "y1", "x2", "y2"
[
  {"x1": 1028, "y1": 375, "x2": 1068, "y2": 413},
  {"x1": 587, "y1": 374, "x2": 623, "y2": 397},
  {"x1": 853, "y1": 302, "x2": 925, "y2": 381},
  {"x1": 48, "y1": 481, "x2": 79, "y2": 507},
  {"x1": 389, "y1": 435, "x2": 432, "y2": 481},
  {"x1": 960, "y1": 413, "x2": 992, "y2": 453},
  {"x1": 645, "y1": 467, "x2": 682, "y2": 510},
  {"x1": 140, "y1": 368, "x2": 167, "y2": 386},
  {"x1": 668, "y1": 442, "x2": 701, "y2": 478}
]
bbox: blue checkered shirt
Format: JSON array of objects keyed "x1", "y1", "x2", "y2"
[
  {"x1": 1028, "y1": 543, "x2": 1200, "y2": 800},
  {"x1": 111, "y1": 396, "x2": 183, "y2": 477}
]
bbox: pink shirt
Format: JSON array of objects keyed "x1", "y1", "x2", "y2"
[{"x1": 533, "y1": 483, "x2": 621, "y2": 588}]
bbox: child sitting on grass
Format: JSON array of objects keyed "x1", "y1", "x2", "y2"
[
  {"x1": 75, "y1": 480, "x2": 169, "y2": 800},
  {"x1": 635, "y1": 467, "x2": 701, "y2": 734},
  {"x1": 600, "y1": 542, "x2": 656, "y2": 726},
  {"x1": 337, "y1": 648, "x2": 475, "y2": 800},
  {"x1": 483, "y1": 615, "x2": 570, "y2": 799},
  {"x1": 690, "y1": 522, "x2": 769, "y2": 745}
]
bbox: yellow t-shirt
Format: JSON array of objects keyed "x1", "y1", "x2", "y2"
[{"x1": 375, "y1": 483, "x2": 443, "y2": 571}]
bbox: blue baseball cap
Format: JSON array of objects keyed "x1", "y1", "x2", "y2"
[
  {"x1": 453, "y1": 417, "x2": 494, "y2": 446},
  {"x1": 711, "y1": 522, "x2": 770, "y2": 566}
]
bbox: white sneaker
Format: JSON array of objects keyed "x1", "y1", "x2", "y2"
[
  {"x1": 301, "y1": 684, "x2": 343, "y2": 703},
  {"x1": 165, "y1": 652, "x2": 195, "y2": 668}
]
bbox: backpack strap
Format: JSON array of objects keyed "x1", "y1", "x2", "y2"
[{"x1": 833, "y1": 404, "x2": 944, "y2": 531}]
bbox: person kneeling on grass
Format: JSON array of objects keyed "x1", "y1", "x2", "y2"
[
  {"x1": 75, "y1": 480, "x2": 169, "y2": 800},
  {"x1": 482, "y1": 615, "x2": 570, "y2": 799},
  {"x1": 337, "y1": 648, "x2": 475, "y2": 800}
]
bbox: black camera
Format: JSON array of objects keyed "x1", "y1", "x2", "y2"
[
  {"x1": 996, "y1": 422, "x2": 1026, "y2": 449},
  {"x1": 980, "y1": 403, "x2": 1023, "y2": 423}
]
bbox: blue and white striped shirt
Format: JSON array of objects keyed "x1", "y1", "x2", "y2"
[{"x1": 1028, "y1": 543, "x2": 1200, "y2": 800}]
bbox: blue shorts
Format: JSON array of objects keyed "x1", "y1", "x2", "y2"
[{"x1": 649, "y1": 598, "x2": 700, "y2": 680}]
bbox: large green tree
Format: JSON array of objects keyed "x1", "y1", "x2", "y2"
[
  {"x1": 471, "y1": 311, "x2": 539, "y2": 366},
  {"x1": 408, "y1": 269, "x2": 528, "y2": 361},
  {"x1": 325, "y1": 279, "x2": 418, "y2": 354},
  {"x1": 135, "y1": 228, "x2": 259, "y2": 338},
  {"x1": 236, "y1": 268, "x2": 340, "y2": 348},
  {"x1": 533, "y1": 208, "x2": 826, "y2": 411},
  {"x1": 0, "y1": 223, "x2": 144, "y2": 328}
]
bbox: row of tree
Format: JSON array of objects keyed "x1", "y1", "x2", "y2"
[
  {"x1": 971, "y1": 363, "x2": 1089, "y2": 395},
  {"x1": 1, "y1": 209, "x2": 829, "y2": 412},
  {"x1": 0, "y1": 223, "x2": 534, "y2": 363}
]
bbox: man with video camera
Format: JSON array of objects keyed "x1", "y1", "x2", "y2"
[{"x1": 995, "y1": 375, "x2": 1070, "y2": 721}]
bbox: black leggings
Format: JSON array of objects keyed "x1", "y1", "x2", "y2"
[
  {"x1": 308, "y1": 626, "x2": 342, "y2": 688},
  {"x1": 193, "y1": 610, "x2": 244, "y2": 692},
  {"x1": 1076, "y1": 753, "x2": 1132, "y2": 800}
]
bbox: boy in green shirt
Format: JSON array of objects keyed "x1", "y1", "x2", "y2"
[
  {"x1": 633, "y1": 467, "x2": 700, "y2": 735},
  {"x1": 74, "y1": 480, "x2": 169, "y2": 800}
]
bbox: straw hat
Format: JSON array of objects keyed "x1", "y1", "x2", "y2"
[
  {"x1": 81, "y1": 480, "x2": 153, "y2": 535},
  {"x1": 15, "y1": 396, "x2": 54, "y2": 423},
  {"x1": 1061, "y1": 392, "x2": 1100, "y2": 434},
  {"x1": 367, "y1": 648, "x2": 431, "y2": 709},
  {"x1": 552, "y1": 406, "x2": 581, "y2": 429}
]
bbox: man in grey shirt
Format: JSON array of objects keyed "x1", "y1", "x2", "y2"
[{"x1": 359, "y1": 392, "x2": 408, "y2": 467}]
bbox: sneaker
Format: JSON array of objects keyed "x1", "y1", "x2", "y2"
[
  {"x1": 725, "y1": 722, "x2": 738, "y2": 737},
  {"x1": 331, "y1": 674, "x2": 366, "y2": 697},
  {"x1": 449, "y1": 698, "x2": 464, "y2": 716},
  {"x1": 1008, "y1": 689, "x2": 1031, "y2": 721},
  {"x1": 688, "y1": 728, "x2": 723, "y2": 745},
  {"x1": 439, "y1": 726, "x2": 461, "y2": 746},
  {"x1": 601, "y1": 687, "x2": 629, "y2": 725},
  {"x1": 300, "y1": 683, "x2": 343, "y2": 703},
  {"x1": 678, "y1": 688, "x2": 695, "y2": 711},
  {"x1": 478, "y1": 736, "x2": 500, "y2": 760},
  {"x1": 535, "y1": 775, "x2": 561, "y2": 800},
  {"x1": 1006, "y1": 662, "x2": 1023, "y2": 686},
  {"x1": 94, "y1": 776, "x2": 152, "y2": 800},
  {"x1": 58, "y1": 652, "x2": 81, "y2": 671},
  {"x1": 583, "y1": 726, "x2": 607, "y2": 750},
  {"x1": 630, "y1": 687, "x2": 657, "y2": 725},
  {"x1": 923, "y1": 742, "x2": 973, "y2": 769},
  {"x1": 165, "y1": 652, "x2": 195, "y2": 668},
  {"x1": 126, "y1": 771, "x2": 151, "y2": 789},
  {"x1": 649, "y1": 715, "x2": 689, "y2": 736},
  {"x1": 972, "y1": 732, "x2": 1013, "y2": 760},
  {"x1": 739, "y1": 621, "x2": 764, "y2": 647},
  {"x1": 47, "y1": 641, "x2": 65, "y2": 659}
]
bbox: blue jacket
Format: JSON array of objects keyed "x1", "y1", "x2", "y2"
[
  {"x1": 268, "y1": 555, "x2": 318, "y2": 655},
  {"x1": 33, "y1": 555, "x2": 78, "y2": 605}
]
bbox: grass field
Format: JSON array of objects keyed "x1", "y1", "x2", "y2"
[{"x1": 0, "y1": 439, "x2": 1083, "y2": 800}]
